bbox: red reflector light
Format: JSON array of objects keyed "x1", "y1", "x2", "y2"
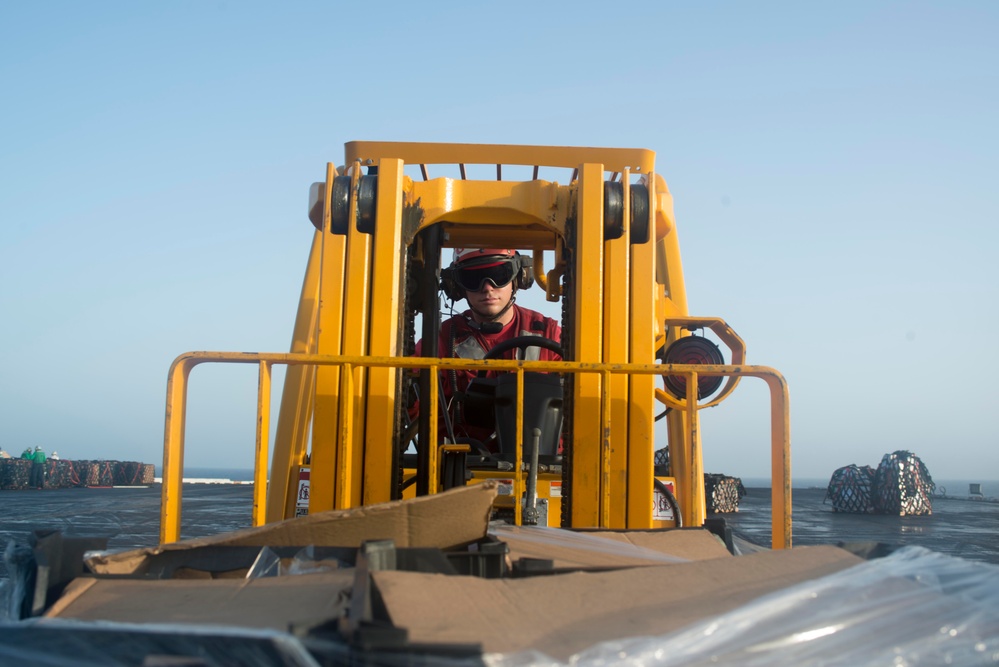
[{"x1": 660, "y1": 336, "x2": 725, "y2": 399}]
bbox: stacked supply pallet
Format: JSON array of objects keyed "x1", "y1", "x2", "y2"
[
  {"x1": 824, "y1": 451, "x2": 935, "y2": 516},
  {"x1": 0, "y1": 459, "x2": 155, "y2": 490},
  {"x1": 826, "y1": 464, "x2": 876, "y2": 513},
  {"x1": 705, "y1": 473, "x2": 746, "y2": 513}
]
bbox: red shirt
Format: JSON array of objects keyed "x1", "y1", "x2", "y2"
[{"x1": 414, "y1": 305, "x2": 562, "y2": 448}]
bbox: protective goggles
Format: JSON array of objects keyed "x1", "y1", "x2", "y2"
[{"x1": 457, "y1": 260, "x2": 517, "y2": 292}]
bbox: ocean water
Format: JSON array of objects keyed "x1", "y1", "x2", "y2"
[{"x1": 162, "y1": 467, "x2": 257, "y2": 482}]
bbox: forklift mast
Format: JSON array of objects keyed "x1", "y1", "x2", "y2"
[{"x1": 160, "y1": 141, "x2": 791, "y2": 545}]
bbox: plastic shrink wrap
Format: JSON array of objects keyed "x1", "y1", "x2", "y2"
[
  {"x1": 2, "y1": 546, "x2": 997, "y2": 666},
  {"x1": 489, "y1": 546, "x2": 999, "y2": 667}
]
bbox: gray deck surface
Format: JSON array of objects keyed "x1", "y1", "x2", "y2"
[
  {"x1": 2, "y1": 484, "x2": 997, "y2": 572},
  {"x1": 722, "y1": 486, "x2": 999, "y2": 564}
]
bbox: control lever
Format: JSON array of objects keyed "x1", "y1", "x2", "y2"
[{"x1": 522, "y1": 428, "x2": 542, "y2": 526}]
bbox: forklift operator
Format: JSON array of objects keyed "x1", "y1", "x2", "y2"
[{"x1": 415, "y1": 248, "x2": 562, "y2": 450}]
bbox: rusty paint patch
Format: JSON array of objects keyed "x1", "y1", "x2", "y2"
[{"x1": 402, "y1": 198, "x2": 425, "y2": 245}]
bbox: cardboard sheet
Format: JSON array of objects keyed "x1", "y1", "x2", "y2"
[
  {"x1": 374, "y1": 544, "x2": 863, "y2": 660},
  {"x1": 87, "y1": 481, "x2": 499, "y2": 575},
  {"x1": 493, "y1": 525, "x2": 732, "y2": 568},
  {"x1": 47, "y1": 570, "x2": 355, "y2": 630},
  {"x1": 58, "y1": 481, "x2": 862, "y2": 662}
]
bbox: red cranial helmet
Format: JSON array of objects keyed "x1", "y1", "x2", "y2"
[{"x1": 452, "y1": 248, "x2": 516, "y2": 268}]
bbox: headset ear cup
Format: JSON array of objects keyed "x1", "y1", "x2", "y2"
[
  {"x1": 440, "y1": 266, "x2": 464, "y2": 301},
  {"x1": 515, "y1": 254, "x2": 534, "y2": 291}
]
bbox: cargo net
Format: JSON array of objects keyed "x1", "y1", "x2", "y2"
[
  {"x1": 705, "y1": 473, "x2": 745, "y2": 513},
  {"x1": 0, "y1": 459, "x2": 155, "y2": 490},
  {"x1": 70, "y1": 460, "x2": 114, "y2": 487},
  {"x1": 872, "y1": 450, "x2": 935, "y2": 516},
  {"x1": 825, "y1": 464, "x2": 876, "y2": 513},
  {"x1": 0, "y1": 459, "x2": 32, "y2": 490},
  {"x1": 654, "y1": 446, "x2": 670, "y2": 470},
  {"x1": 825, "y1": 451, "x2": 934, "y2": 516}
]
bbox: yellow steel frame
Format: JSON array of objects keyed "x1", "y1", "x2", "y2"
[
  {"x1": 265, "y1": 231, "x2": 320, "y2": 523},
  {"x1": 210, "y1": 142, "x2": 789, "y2": 554},
  {"x1": 277, "y1": 158, "x2": 409, "y2": 511},
  {"x1": 338, "y1": 162, "x2": 370, "y2": 509},
  {"x1": 300, "y1": 142, "x2": 683, "y2": 528},
  {"x1": 161, "y1": 352, "x2": 791, "y2": 549},
  {"x1": 604, "y1": 167, "x2": 629, "y2": 529},
  {"x1": 309, "y1": 162, "x2": 347, "y2": 514},
  {"x1": 628, "y1": 173, "x2": 656, "y2": 528},
  {"x1": 345, "y1": 142, "x2": 655, "y2": 175},
  {"x1": 363, "y1": 158, "x2": 405, "y2": 505},
  {"x1": 571, "y1": 163, "x2": 605, "y2": 527}
]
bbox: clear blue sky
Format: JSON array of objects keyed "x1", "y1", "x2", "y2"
[{"x1": 1, "y1": 2, "x2": 996, "y2": 482}]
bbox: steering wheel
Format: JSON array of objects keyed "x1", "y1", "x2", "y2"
[{"x1": 478, "y1": 335, "x2": 564, "y2": 374}]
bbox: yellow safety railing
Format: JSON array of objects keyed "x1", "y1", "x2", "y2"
[{"x1": 161, "y1": 352, "x2": 790, "y2": 549}]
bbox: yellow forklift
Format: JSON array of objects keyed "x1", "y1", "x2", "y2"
[
  {"x1": 16, "y1": 144, "x2": 983, "y2": 667},
  {"x1": 160, "y1": 142, "x2": 791, "y2": 547}
]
